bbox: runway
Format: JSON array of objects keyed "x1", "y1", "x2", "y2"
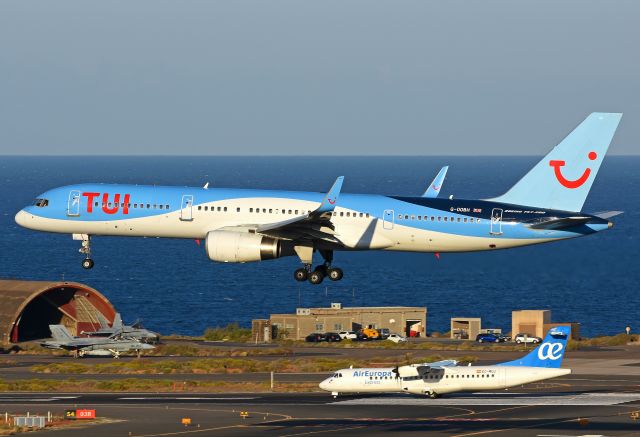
[{"x1": 1, "y1": 391, "x2": 639, "y2": 436}]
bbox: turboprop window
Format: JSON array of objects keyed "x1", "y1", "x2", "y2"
[{"x1": 34, "y1": 198, "x2": 49, "y2": 207}]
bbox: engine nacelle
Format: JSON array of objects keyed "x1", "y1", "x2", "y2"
[{"x1": 205, "y1": 231, "x2": 282, "y2": 263}]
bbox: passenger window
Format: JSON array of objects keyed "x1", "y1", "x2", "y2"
[
  {"x1": 346, "y1": 212, "x2": 350, "y2": 217},
  {"x1": 288, "y1": 210, "x2": 292, "y2": 214},
  {"x1": 431, "y1": 216, "x2": 435, "y2": 221},
  {"x1": 134, "y1": 204, "x2": 137, "y2": 208},
  {"x1": 411, "y1": 215, "x2": 415, "y2": 220},
  {"x1": 437, "y1": 217, "x2": 441, "y2": 221},
  {"x1": 398, "y1": 214, "x2": 402, "y2": 219},
  {"x1": 444, "y1": 217, "x2": 448, "y2": 221},
  {"x1": 153, "y1": 204, "x2": 157, "y2": 209},
  {"x1": 217, "y1": 207, "x2": 222, "y2": 212},
  {"x1": 359, "y1": 213, "x2": 363, "y2": 217},
  {"x1": 340, "y1": 212, "x2": 344, "y2": 217},
  {"x1": 237, "y1": 207, "x2": 240, "y2": 212},
  {"x1": 463, "y1": 218, "x2": 467, "y2": 223},
  {"x1": 166, "y1": 205, "x2": 169, "y2": 209},
  {"x1": 94, "y1": 202, "x2": 99, "y2": 207},
  {"x1": 249, "y1": 208, "x2": 253, "y2": 213},
  {"x1": 159, "y1": 205, "x2": 164, "y2": 210},
  {"x1": 224, "y1": 207, "x2": 227, "y2": 212},
  {"x1": 202, "y1": 206, "x2": 207, "y2": 211},
  {"x1": 256, "y1": 209, "x2": 260, "y2": 213},
  {"x1": 295, "y1": 210, "x2": 298, "y2": 214},
  {"x1": 147, "y1": 204, "x2": 150, "y2": 209},
  {"x1": 404, "y1": 215, "x2": 409, "y2": 220},
  {"x1": 269, "y1": 209, "x2": 272, "y2": 213},
  {"x1": 366, "y1": 213, "x2": 370, "y2": 218},
  {"x1": 477, "y1": 218, "x2": 481, "y2": 223},
  {"x1": 417, "y1": 215, "x2": 421, "y2": 220},
  {"x1": 457, "y1": 217, "x2": 461, "y2": 222}
]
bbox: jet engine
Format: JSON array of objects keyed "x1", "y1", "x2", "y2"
[{"x1": 205, "y1": 231, "x2": 282, "y2": 263}]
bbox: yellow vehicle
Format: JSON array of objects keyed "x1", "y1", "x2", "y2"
[{"x1": 360, "y1": 328, "x2": 380, "y2": 339}]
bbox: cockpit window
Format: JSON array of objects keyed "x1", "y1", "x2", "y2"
[{"x1": 34, "y1": 198, "x2": 49, "y2": 207}]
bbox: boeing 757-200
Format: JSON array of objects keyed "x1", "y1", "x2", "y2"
[{"x1": 16, "y1": 113, "x2": 622, "y2": 284}]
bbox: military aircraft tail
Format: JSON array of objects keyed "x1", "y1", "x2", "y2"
[
  {"x1": 49, "y1": 324, "x2": 74, "y2": 342},
  {"x1": 112, "y1": 313, "x2": 123, "y2": 330},
  {"x1": 491, "y1": 113, "x2": 622, "y2": 212},
  {"x1": 499, "y1": 326, "x2": 570, "y2": 368}
]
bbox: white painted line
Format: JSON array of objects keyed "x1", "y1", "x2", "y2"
[
  {"x1": 332, "y1": 393, "x2": 640, "y2": 406},
  {"x1": 118, "y1": 397, "x2": 258, "y2": 401}
]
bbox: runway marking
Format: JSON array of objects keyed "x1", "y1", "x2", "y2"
[
  {"x1": 333, "y1": 392, "x2": 640, "y2": 406},
  {"x1": 118, "y1": 397, "x2": 258, "y2": 400},
  {"x1": 278, "y1": 424, "x2": 368, "y2": 436}
]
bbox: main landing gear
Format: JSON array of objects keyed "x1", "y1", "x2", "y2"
[
  {"x1": 76, "y1": 234, "x2": 94, "y2": 269},
  {"x1": 293, "y1": 250, "x2": 344, "y2": 285}
]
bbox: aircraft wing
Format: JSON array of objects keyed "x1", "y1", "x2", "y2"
[
  {"x1": 422, "y1": 166, "x2": 448, "y2": 198},
  {"x1": 219, "y1": 176, "x2": 345, "y2": 243}
]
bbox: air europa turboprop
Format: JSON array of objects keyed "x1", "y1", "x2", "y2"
[
  {"x1": 16, "y1": 113, "x2": 622, "y2": 284},
  {"x1": 319, "y1": 326, "x2": 571, "y2": 398}
]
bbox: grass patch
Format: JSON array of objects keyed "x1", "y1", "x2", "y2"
[
  {"x1": 31, "y1": 354, "x2": 476, "y2": 375},
  {"x1": 203, "y1": 323, "x2": 252, "y2": 342}
]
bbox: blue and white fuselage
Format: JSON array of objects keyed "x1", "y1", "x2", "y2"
[{"x1": 15, "y1": 113, "x2": 622, "y2": 283}]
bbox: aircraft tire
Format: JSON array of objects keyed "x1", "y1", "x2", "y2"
[
  {"x1": 327, "y1": 267, "x2": 343, "y2": 281},
  {"x1": 308, "y1": 270, "x2": 324, "y2": 285},
  {"x1": 294, "y1": 268, "x2": 308, "y2": 282},
  {"x1": 82, "y1": 258, "x2": 94, "y2": 269}
]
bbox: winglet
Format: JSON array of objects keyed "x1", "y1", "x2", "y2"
[
  {"x1": 316, "y1": 176, "x2": 344, "y2": 214},
  {"x1": 422, "y1": 166, "x2": 449, "y2": 198}
]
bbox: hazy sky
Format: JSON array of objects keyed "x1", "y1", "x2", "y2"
[{"x1": 1, "y1": 1, "x2": 638, "y2": 155}]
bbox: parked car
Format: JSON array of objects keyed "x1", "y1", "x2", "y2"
[
  {"x1": 476, "y1": 333, "x2": 509, "y2": 343},
  {"x1": 338, "y1": 331, "x2": 357, "y2": 340},
  {"x1": 514, "y1": 334, "x2": 542, "y2": 344},
  {"x1": 354, "y1": 332, "x2": 370, "y2": 341},
  {"x1": 305, "y1": 333, "x2": 326, "y2": 343},
  {"x1": 361, "y1": 328, "x2": 380, "y2": 340},
  {"x1": 324, "y1": 332, "x2": 342, "y2": 342},
  {"x1": 378, "y1": 328, "x2": 391, "y2": 340},
  {"x1": 387, "y1": 333, "x2": 407, "y2": 343}
]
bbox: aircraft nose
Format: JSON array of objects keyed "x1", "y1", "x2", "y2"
[
  {"x1": 15, "y1": 209, "x2": 31, "y2": 228},
  {"x1": 319, "y1": 378, "x2": 331, "y2": 391}
]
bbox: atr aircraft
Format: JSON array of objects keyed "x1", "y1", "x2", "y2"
[
  {"x1": 319, "y1": 326, "x2": 571, "y2": 398},
  {"x1": 16, "y1": 113, "x2": 621, "y2": 284}
]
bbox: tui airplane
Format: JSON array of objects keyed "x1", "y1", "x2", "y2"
[{"x1": 16, "y1": 113, "x2": 622, "y2": 284}]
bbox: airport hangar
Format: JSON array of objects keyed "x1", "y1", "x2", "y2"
[
  {"x1": 0, "y1": 279, "x2": 116, "y2": 345},
  {"x1": 259, "y1": 303, "x2": 426, "y2": 341}
]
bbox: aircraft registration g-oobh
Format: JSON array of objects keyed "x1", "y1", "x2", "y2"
[
  {"x1": 319, "y1": 326, "x2": 571, "y2": 398},
  {"x1": 16, "y1": 113, "x2": 622, "y2": 284}
]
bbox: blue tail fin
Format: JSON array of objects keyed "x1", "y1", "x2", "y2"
[
  {"x1": 422, "y1": 166, "x2": 449, "y2": 198},
  {"x1": 499, "y1": 326, "x2": 570, "y2": 368},
  {"x1": 491, "y1": 113, "x2": 622, "y2": 212}
]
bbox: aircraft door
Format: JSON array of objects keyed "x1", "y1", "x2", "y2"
[
  {"x1": 180, "y1": 195, "x2": 194, "y2": 221},
  {"x1": 67, "y1": 190, "x2": 81, "y2": 217},
  {"x1": 383, "y1": 209, "x2": 394, "y2": 230},
  {"x1": 490, "y1": 208, "x2": 503, "y2": 235}
]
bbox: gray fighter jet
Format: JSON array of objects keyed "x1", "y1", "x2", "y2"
[
  {"x1": 81, "y1": 313, "x2": 160, "y2": 344},
  {"x1": 41, "y1": 325, "x2": 155, "y2": 358}
]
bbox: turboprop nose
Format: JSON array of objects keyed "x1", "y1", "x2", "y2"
[{"x1": 319, "y1": 378, "x2": 331, "y2": 391}]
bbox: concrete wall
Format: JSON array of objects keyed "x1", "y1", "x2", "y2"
[
  {"x1": 512, "y1": 310, "x2": 551, "y2": 338},
  {"x1": 451, "y1": 318, "x2": 481, "y2": 340},
  {"x1": 270, "y1": 306, "x2": 426, "y2": 340}
]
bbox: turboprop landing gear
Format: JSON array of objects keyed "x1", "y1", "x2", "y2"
[{"x1": 76, "y1": 234, "x2": 94, "y2": 269}]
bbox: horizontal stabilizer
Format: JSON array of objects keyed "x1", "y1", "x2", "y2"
[
  {"x1": 528, "y1": 216, "x2": 591, "y2": 230},
  {"x1": 594, "y1": 210, "x2": 624, "y2": 219}
]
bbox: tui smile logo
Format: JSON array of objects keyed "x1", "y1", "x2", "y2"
[
  {"x1": 432, "y1": 183, "x2": 441, "y2": 191},
  {"x1": 549, "y1": 151, "x2": 597, "y2": 189},
  {"x1": 327, "y1": 197, "x2": 336, "y2": 205}
]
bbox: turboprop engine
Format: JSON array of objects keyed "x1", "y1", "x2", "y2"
[{"x1": 205, "y1": 230, "x2": 285, "y2": 263}]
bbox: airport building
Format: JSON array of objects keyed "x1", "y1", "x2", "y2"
[
  {"x1": 450, "y1": 317, "x2": 503, "y2": 339},
  {"x1": 268, "y1": 303, "x2": 426, "y2": 340},
  {"x1": 0, "y1": 279, "x2": 117, "y2": 345},
  {"x1": 512, "y1": 310, "x2": 581, "y2": 340}
]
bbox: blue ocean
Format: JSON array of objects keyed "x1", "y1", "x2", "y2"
[{"x1": 1, "y1": 156, "x2": 638, "y2": 337}]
